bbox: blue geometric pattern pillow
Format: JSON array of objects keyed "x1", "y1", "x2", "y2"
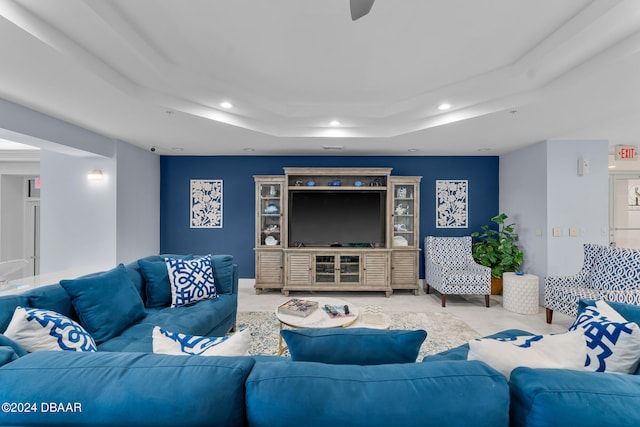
[
  {"x1": 152, "y1": 326, "x2": 250, "y2": 356},
  {"x1": 165, "y1": 255, "x2": 217, "y2": 307},
  {"x1": 3, "y1": 306, "x2": 97, "y2": 353},
  {"x1": 569, "y1": 300, "x2": 640, "y2": 373}
]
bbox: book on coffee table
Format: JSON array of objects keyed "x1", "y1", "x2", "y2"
[{"x1": 278, "y1": 298, "x2": 319, "y2": 317}]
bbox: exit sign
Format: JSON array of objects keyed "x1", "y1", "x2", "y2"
[{"x1": 616, "y1": 145, "x2": 638, "y2": 160}]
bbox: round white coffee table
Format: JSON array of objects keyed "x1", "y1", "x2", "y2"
[
  {"x1": 276, "y1": 297, "x2": 360, "y2": 355},
  {"x1": 502, "y1": 272, "x2": 539, "y2": 315}
]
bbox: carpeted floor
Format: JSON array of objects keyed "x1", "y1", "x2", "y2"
[{"x1": 236, "y1": 311, "x2": 480, "y2": 361}]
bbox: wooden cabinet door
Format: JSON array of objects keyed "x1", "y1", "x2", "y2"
[
  {"x1": 286, "y1": 253, "x2": 313, "y2": 285},
  {"x1": 363, "y1": 252, "x2": 389, "y2": 286},
  {"x1": 256, "y1": 251, "x2": 283, "y2": 286}
]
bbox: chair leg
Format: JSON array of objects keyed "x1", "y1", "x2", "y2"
[
  {"x1": 484, "y1": 295, "x2": 490, "y2": 308},
  {"x1": 441, "y1": 294, "x2": 446, "y2": 307},
  {"x1": 425, "y1": 283, "x2": 430, "y2": 294},
  {"x1": 546, "y1": 308, "x2": 553, "y2": 324}
]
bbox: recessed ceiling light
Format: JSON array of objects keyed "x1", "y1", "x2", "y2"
[
  {"x1": 408, "y1": 148, "x2": 419, "y2": 152},
  {"x1": 171, "y1": 147, "x2": 184, "y2": 152},
  {"x1": 438, "y1": 103, "x2": 451, "y2": 111},
  {"x1": 329, "y1": 120, "x2": 341, "y2": 127},
  {"x1": 220, "y1": 101, "x2": 233, "y2": 109},
  {"x1": 477, "y1": 148, "x2": 492, "y2": 152},
  {"x1": 243, "y1": 147, "x2": 255, "y2": 152},
  {"x1": 322, "y1": 145, "x2": 344, "y2": 150}
]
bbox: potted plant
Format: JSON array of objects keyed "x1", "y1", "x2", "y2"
[{"x1": 471, "y1": 213, "x2": 524, "y2": 295}]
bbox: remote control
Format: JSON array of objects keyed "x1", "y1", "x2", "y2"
[{"x1": 344, "y1": 305, "x2": 349, "y2": 314}]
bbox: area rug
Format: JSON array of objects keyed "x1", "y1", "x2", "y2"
[{"x1": 236, "y1": 311, "x2": 480, "y2": 361}]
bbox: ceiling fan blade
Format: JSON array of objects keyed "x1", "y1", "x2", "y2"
[{"x1": 350, "y1": 0, "x2": 375, "y2": 21}]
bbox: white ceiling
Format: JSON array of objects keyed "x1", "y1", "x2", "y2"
[{"x1": 0, "y1": 0, "x2": 639, "y2": 156}]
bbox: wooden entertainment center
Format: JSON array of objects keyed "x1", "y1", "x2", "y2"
[{"x1": 254, "y1": 168, "x2": 421, "y2": 296}]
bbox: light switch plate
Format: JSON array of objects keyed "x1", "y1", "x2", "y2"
[
  {"x1": 569, "y1": 227, "x2": 579, "y2": 237},
  {"x1": 553, "y1": 227, "x2": 562, "y2": 237}
]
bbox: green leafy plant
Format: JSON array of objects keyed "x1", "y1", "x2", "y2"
[{"x1": 471, "y1": 213, "x2": 524, "y2": 278}]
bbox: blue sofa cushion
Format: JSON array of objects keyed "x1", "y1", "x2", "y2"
[
  {"x1": 60, "y1": 264, "x2": 146, "y2": 343},
  {"x1": 281, "y1": 328, "x2": 427, "y2": 365},
  {"x1": 0, "y1": 294, "x2": 29, "y2": 332},
  {"x1": 139, "y1": 255, "x2": 193, "y2": 308},
  {"x1": 0, "y1": 346, "x2": 19, "y2": 367},
  {"x1": 97, "y1": 294, "x2": 237, "y2": 352},
  {"x1": 25, "y1": 284, "x2": 76, "y2": 320},
  {"x1": 246, "y1": 360, "x2": 509, "y2": 427},
  {"x1": 0, "y1": 351, "x2": 255, "y2": 427},
  {"x1": 166, "y1": 255, "x2": 217, "y2": 307},
  {"x1": 0, "y1": 334, "x2": 27, "y2": 357},
  {"x1": 510, "y1": 367, "x2": 640, "y2": 427}
]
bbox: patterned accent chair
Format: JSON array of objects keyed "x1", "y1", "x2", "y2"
[
  {"x1": 545, "y1": 243, "x2": 640, "y2": 323},
  {"x1": 424, "y1": 236, "x2": 491, "y2": 307}
]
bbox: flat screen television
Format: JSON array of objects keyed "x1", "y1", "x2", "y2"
[{"x1": 288, "y1": 190, "x2": 386, "y2": 247}]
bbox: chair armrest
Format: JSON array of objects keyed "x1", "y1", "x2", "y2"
[
  {"x1": 545, "y1": 271, "x2": 590, "y2": 289},
  {"x1": 466, "y1": 262, "x2": 491, "y2": 275}
]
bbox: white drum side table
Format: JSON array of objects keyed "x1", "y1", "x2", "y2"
[{"x1": 502, "y1": 272, "x2": 539, "y2": 315}]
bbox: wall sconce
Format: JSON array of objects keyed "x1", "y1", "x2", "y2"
[{"x1": 87, "y1": 170, "x2": 104, "y2": 181}]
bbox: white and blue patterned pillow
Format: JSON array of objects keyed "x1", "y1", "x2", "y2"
[
  {"x1": 569, "y1": 300, "x2": 640, "y2": 373},
  {"x1": 467, "y1": 330, "x2": 586, "y2": 380},
  {"x1": 165, "y1": 255, "x2": 217, "y2": 307},
  {"x1": 3, "y1": 306, "x2": 97, "y2": 353},
  {"x1": 152, "y1": 326, "x2": 250, "y2": 356}
]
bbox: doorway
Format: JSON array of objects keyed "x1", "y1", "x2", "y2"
[{"x1": 609, "y1": 174, "x2": 640, "y2": 249}]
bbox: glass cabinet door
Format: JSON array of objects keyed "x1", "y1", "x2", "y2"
[
  {"x1": 315, "y1": 255, "x2": 336, "y2": 283},
  {"x1": 258, "y1": 181, "x2": 282, "y2": 247},
  {"x1": 392, "y1": 183, "x2": 416, "y2": 247},
  {"x1": 339, "y1": 255, "x2": 360, "y2": 283}
]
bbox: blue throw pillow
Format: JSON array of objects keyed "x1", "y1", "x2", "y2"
[
  {"x1": 0, "y1": 334, "x2": 27, "y2": 357},
  {"x1": 139, "y1": 255, "x2": 193, "y2": 308},
  {"x1": 0, "y1": 346, "x2": 18, "y2": 367},
  {"x1": 165, "y1": 256, "x2": 217, "y2": 307},
  {"x1": 25, "y1": 284, "x2": 76, "y2": 320},
  {"x1": 210, "y1": 255, "x2": 234, "y2": 295},
  {"x1": 60, "y1": 264, "x2": 146, "y2": 343},
  {"x1": 281, "y1": 328, "x2": 427, "y2": 365}
]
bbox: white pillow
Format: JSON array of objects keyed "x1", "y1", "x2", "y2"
[
  {"x1": 152, "y1": 326, "x2": 251, "y2": 356},
  {"x1": 165, "y1": 255, "x2": 218, "y2": 307},
  {"x1": 4, "y1": 306, "x2": 97, "y2": 353},
  {"x1": 467, "y1": 330, "x2": 586, "y2": 380},
  {"x1": 569, "y1": 299, "x2": 640, "y2": 374}
]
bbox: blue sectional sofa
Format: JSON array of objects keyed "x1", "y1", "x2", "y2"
[
  {"x1": 0, "y1": 254, "x2": 239, "y2": 353},
  {"x1": 2, "y1": 258, "x2": 640, "y2": 427},
  {"x1": 423, "y1": 299, "x2": 640, "y2": 427},
  {"x1": 0, "y1": 351, "x2": 508, "y2": 427}
]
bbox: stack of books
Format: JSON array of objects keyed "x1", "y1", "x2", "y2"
[{"x1": 277, "y1": 298, "x2": 319, "y2": 317}]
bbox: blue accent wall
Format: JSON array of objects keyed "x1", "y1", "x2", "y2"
[{"x1": 160, "y1": 156, "x2": 499, "y2": 278}]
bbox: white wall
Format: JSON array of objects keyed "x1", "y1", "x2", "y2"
[
  {"x1": 500, "y1": 141, "x2": 548, "y2": 280},
  {"x1": 500, "y1": 139, "x2": 609, "y2": 303},
  {"x1": 545, "y1": 140, "x2": 609, "y2": 276},
  {"x1": 39, "y1": 151, "x2": 117, "y2": 273},
  {"x1": 115, "y1": 140, "x2": 160, "y2": 264},
  {"x1": 0, "y1": 176, "x2": 25, "y2": 261},
  {"x1": 0, "y1": 98, "x2": 160, "y2": 277}
]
